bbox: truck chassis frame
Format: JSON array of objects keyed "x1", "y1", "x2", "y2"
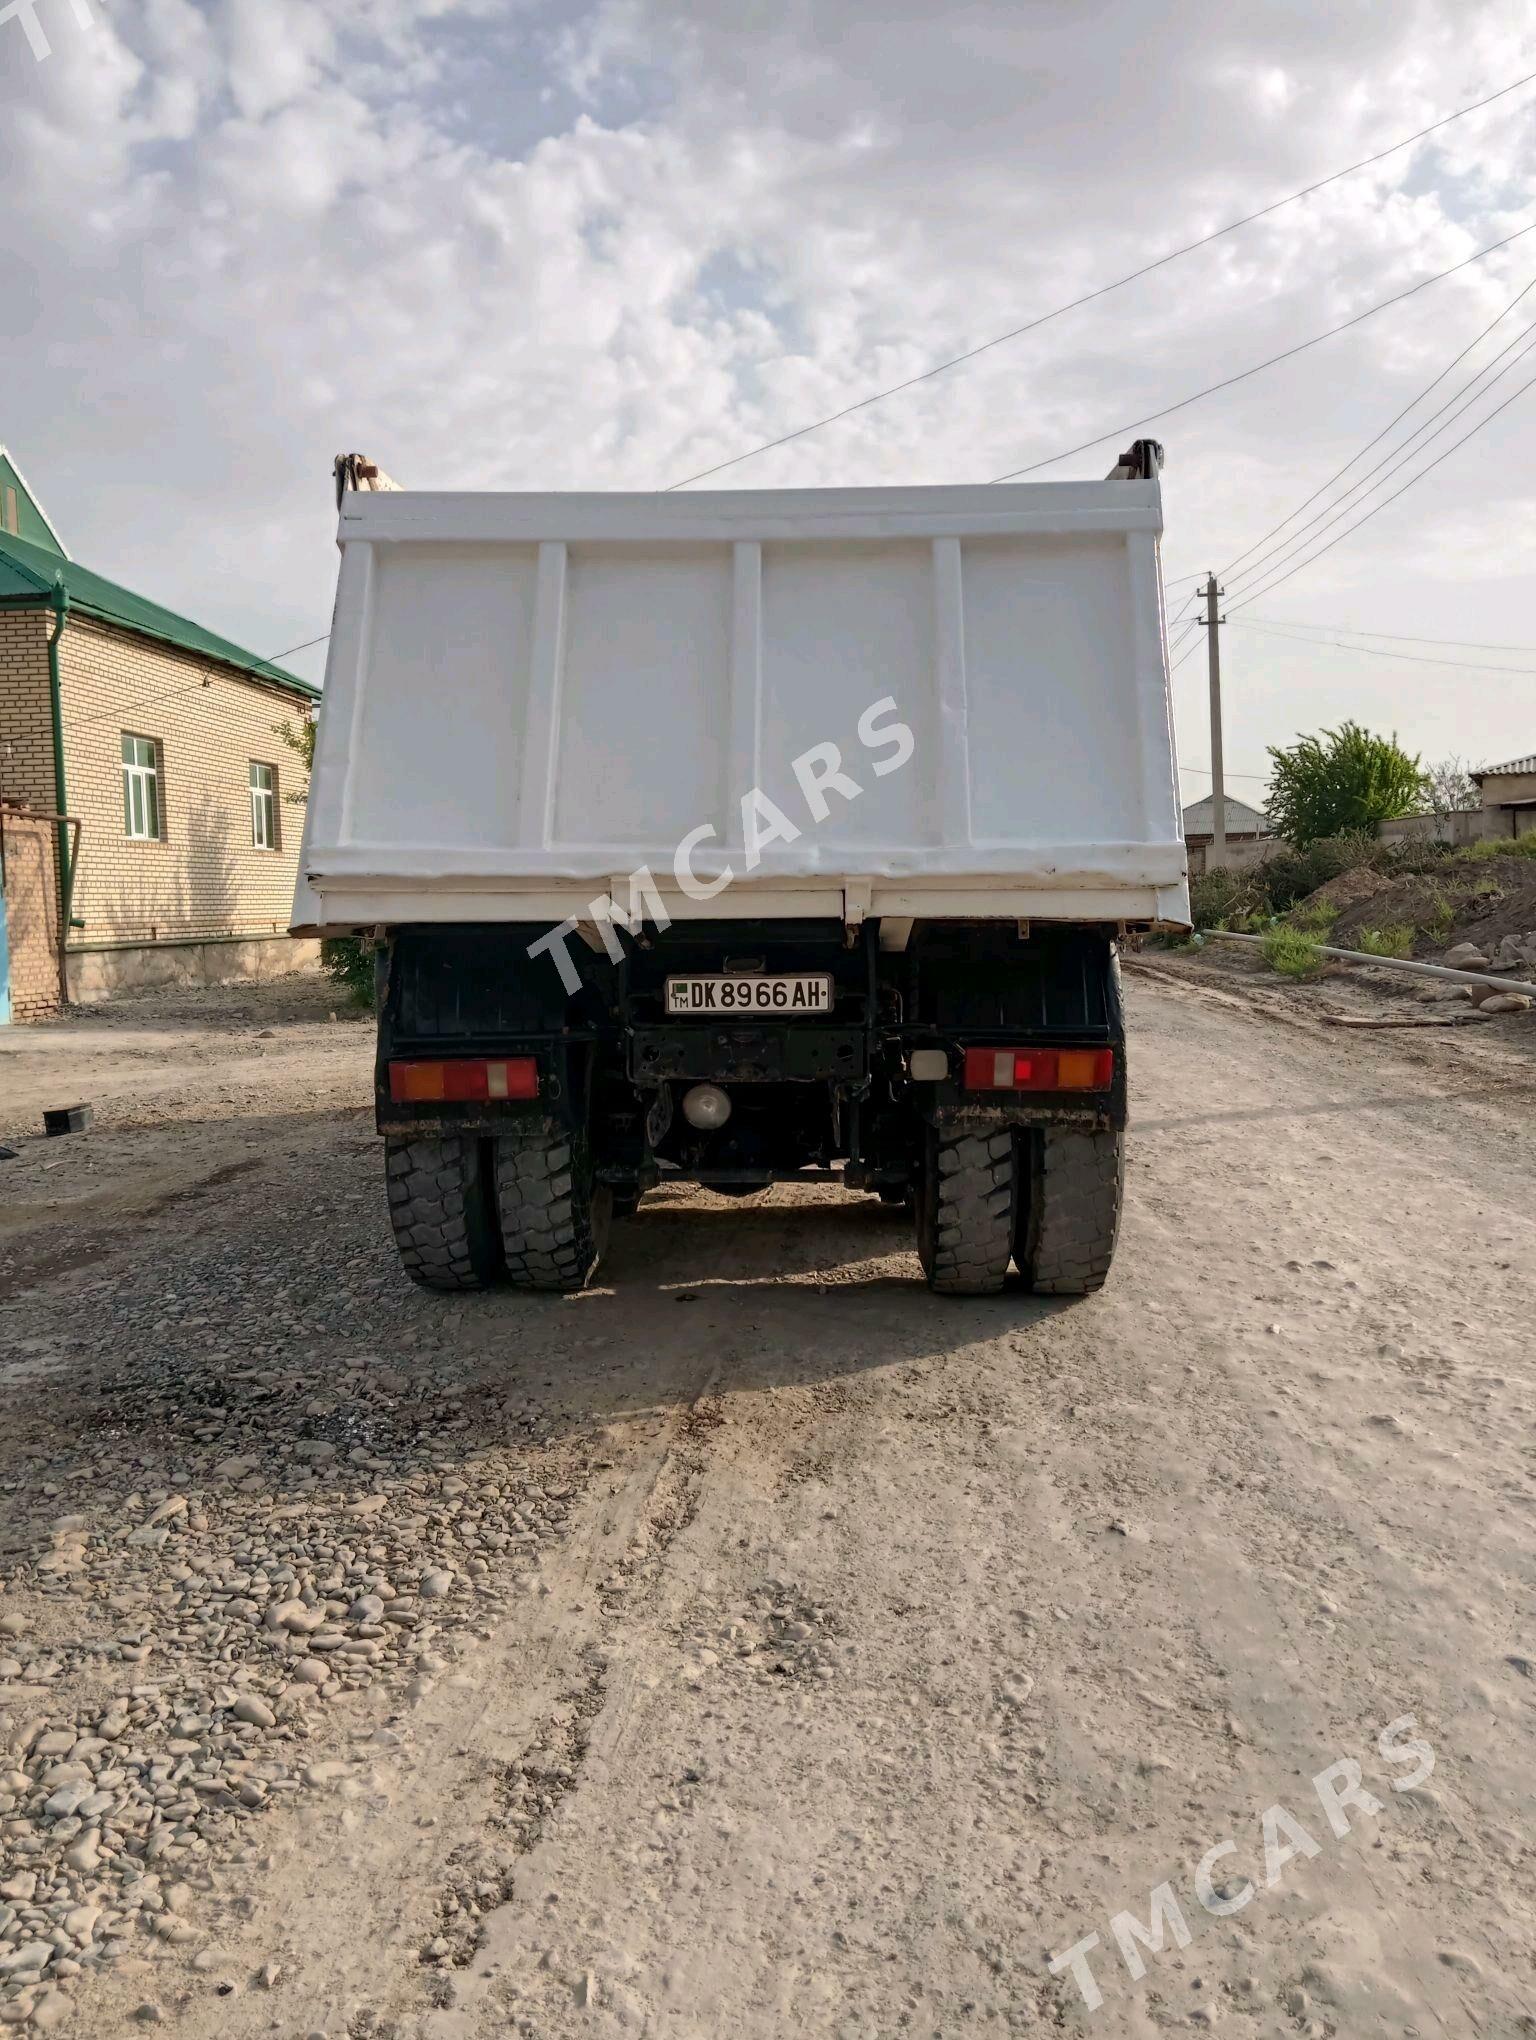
[{"x1": 373, "y1": 916, "x2": 1127, "y2": 1300}]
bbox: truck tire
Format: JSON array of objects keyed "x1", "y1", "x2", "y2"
[
  {"x1": 494, "y1": 1130, "x2": 612, "y2": 1293},
  {"x1": 915, "y1": 1129, "x2": 1015, "y2": 1296},
  {"x1": 1016, "y1": 1129, "x2": 1124, "y2": 1295},
  {"x1": 384, "y1": 1135, "x2": 502, "y2": 1291}
]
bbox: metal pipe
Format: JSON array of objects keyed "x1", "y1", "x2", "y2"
[
  {"x1": 45, "y1": 581, "x2": 76, "y2": 1004},
  {"x1": 1203, "y1": 928, "x2": 1534, "y2": 996}
]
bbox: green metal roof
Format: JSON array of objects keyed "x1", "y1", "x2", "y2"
[{"x1": 0, "y1": 526, "x2": 319, "y2": 699}]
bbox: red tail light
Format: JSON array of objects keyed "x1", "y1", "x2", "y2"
[
  {"x1": 961, "y1": 1047, "x2": 1114, "y2": 1093},
  {"x1": 388, "y1": 1057, "x2": 539, "y2": 1104}
]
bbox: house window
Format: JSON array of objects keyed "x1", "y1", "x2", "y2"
[
  {"x1": 122, "y1": 734, "x2": 161, "y2": 840},
  {"x1": 250, "y1": 761, "x2": 277, "y2": 849}
]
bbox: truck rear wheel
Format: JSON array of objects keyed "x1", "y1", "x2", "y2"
[
  {"x1": 915, "y1": 1129, "x2": 1015, "y2": 1296},
  {"x1": 494, "y1": 1130, "x2": 612, "y2": 1293},
  {"x1": 384, "y1": 1135, "x2": 503, "y2": 1292},
  {"x1": 1015, "y1": 1129, "x2": 1124, "y2": 1295}
]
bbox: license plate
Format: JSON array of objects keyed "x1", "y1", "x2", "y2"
[{"x1": 664, "y1": 974, "x2": 834, "y2": 1016}]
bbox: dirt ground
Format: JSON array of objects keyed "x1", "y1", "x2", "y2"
[{"x1": 1, "y1": 968, "x2": 1533, "y2": 2039}]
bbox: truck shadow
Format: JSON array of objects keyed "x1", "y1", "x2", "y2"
[
  {"x1": 457, "y1": 1182, "x2": 1079, "y2": 1432},
  {"x1": 0, "y1": 1109, "x2": 1083, "y2": 1479}
]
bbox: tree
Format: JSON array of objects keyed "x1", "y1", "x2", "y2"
[
  {"x1": 1264, "y1": 722, "x2": 1427, "y2": 847},
  {"x1": 275, "y1": 712, "x2": 316, "y2": 799},
  {"x1": 1423, "y1": 756, "x2": 1480, "y2": 826},
  {"x1": 274, "y1": 714, "x2": 374, "y2": 1005}
]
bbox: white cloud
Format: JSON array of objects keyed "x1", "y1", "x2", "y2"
[{"x1": 2, "y1": 0, "x2": 1534, "y2": 781}]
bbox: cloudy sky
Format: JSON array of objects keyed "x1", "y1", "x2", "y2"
[{"x1": 4, "y1": 0, "x2": 1535, "y2": 803}]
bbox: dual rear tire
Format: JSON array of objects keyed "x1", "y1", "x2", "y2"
[
  {"x1": 384, "y1": 1122, "x2": 1123, "y2": 1301},
  {"x1": 384, "y1": 1130, "x2": 612, "y2": 1294},
  {"x1": 915, "y1": 1126, "x2": 1123, "y2": 1298}
]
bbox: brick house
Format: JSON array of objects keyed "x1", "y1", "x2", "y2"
[
  {"x1": 1471, "y1": 755, "x2": 1536, "y2": 839},
  {"x1": 0, "y1": 449, "x2": 318, "y2": 1020}
]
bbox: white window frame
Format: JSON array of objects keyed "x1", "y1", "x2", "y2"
[
  {"x1": 122, "y1": 734, "x2": 160, "y2": 841},
  {"x1": 250, "y1": 760, "x2": 277, "y2": 850}
]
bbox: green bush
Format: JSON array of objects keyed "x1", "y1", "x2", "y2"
[
  {"x1": 1420, "y1": 889, "x2": 1455, "y2": 941},
  {"x1": 1354, "y1": 925, "x2": 1414, "y2": 959},
  {"x1": 1254, "y1": 836, "x2": 1372, "y2": 913},
  {"x1": 1454, "y1": 833, "x2": 1536, "y2": 864},
  {"x1": 321, "y1": 937, "x2": 375, "y2": 1008},
  {"x1": 1289, "y1": 899, "x2": 1340, "y2": 935},
  {"x1": 1261, "y1": 927, "x2": 1323, "y2": 978},
  {"x1": 1189, "y1": 866, "x2": 1250, "y2": 930}
]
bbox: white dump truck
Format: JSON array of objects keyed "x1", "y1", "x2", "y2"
[{"x1": 294, "y1": 443, "x2": 1188, "y2": 1297}]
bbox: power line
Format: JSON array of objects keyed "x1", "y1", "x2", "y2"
[
  {"x1": 260, "y1": 631, "x2": 330, "y2": 666},
  {"x1": 1242, "y1": 616, "x2": 1536, "y2": 651},
  {"x1": 1220, "y1": 270, "x2": 1536, "y2": 578},
  {"x1": 1226, "y1": 619, "x2": 1536, "y2": 674},
  {"x1": 987, "y1": 220, "x2": 1536, "y2": 482},
  {"x1": 70, "y1": 629, "x2": 330, "y2": 730},
  {"x1": 1170, "y1": 636, "x2": 1204, "y2": 673},
  {"x1": 73, "y1": 675, "x2": 220, "y2": 731},
  {"x1": 1230, "y1": 356, "x2": 1536, "y2": 609},
  {"x1": 1179, "y1": 762, "x2": 1271, "y2": 781},
  {"x1": 662, "y1": 67, "x2": 1536, "y2": 490},
  {"x1": 1223, "y1": 312, "x2": 1536, "y2": 590}
]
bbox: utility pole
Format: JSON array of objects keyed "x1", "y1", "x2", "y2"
[{"x1": 1199, "y1": 572, "x2": 1226, "y2": 868}]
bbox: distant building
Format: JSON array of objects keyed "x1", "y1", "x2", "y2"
[
  {"x1": 0, "y1": 445, "x2": 317, "y2": 1022},
  {"x1": 1472, "y1": 755, "x2": 1536, "y2": 840},
  {"x1": 1181, "y1": 794, "x2": 1272, "y2": 876}
]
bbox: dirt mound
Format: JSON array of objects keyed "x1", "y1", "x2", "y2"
[
  {"x1": 1325, "y1": 853, "x2": 1536, "y2": 965},
  {"x1": 1304, "y1": 866, "x2": 1393, "y2": 916}
]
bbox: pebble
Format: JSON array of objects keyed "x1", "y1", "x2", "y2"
[
  {"x1": 0, "y1": 1098, "x2": 579, "y2": 2039},
  {"x1": 270, "y1": 1601, "x2": 325, "y2": 1635}
]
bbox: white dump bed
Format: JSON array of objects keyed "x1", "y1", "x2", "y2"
[{"x1": 293, "y1": 482, "x2": 1188, "y2": 933}]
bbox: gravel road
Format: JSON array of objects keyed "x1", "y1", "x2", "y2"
[{"x1": 1, "y1": 970, "x2": 1533, "y2": 2038}]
